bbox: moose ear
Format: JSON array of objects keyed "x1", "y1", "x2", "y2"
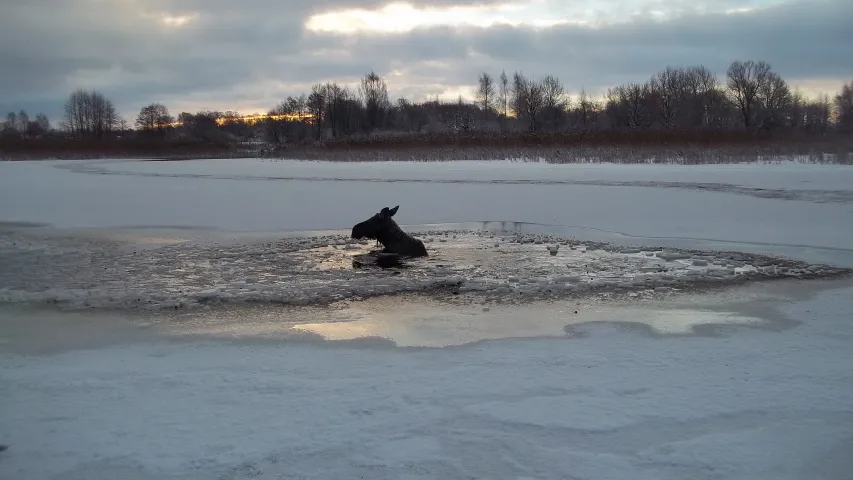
[{"x1": 388, "y1": 205, "x2": 399, "y2": 216}]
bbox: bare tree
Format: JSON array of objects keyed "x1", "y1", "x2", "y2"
[
  {"x1": 452, "y1": 95, "x2": 474, "y2": 132},
  {"x1": 835, "y1": 80, "x2": 853, "y2": 133},
  {"x1": 649, "y1": 66, "x2": 691, "y2": 128},
  {"x1": 802, "y1": 93, "x2": 831, "y2": 134},
  {"x1": 626, "y1": 83, "x2": 652, "y2": 128},
  {"x1": 5, "y1": 112, "x2": 16, "y2": 132},
  {"x1": 323, "y1": 82, "x2": 346, "y2": 138},
  {"x1": 391, "y1": 98, "x2": 428, "y2": 133},
  {"x1": 499, "y1": 71, "x2": 509, "y2": 116},
  {"x1": 756, "y1": 72, "x2": 792, "y2": 130},
  {"x1": 266, "y1": 95, "x2": 312, "y2": 145},
  {"x1": 35, "y1": 113, "x2": 50, "y2": 132},
  {"x1": 540, "y1": 75, "x2": 567, "y2": 129},
  {"x1": 606, "y1": 82, "x2": 652, "y2": 129},
  {"x1": 16, "y1": 110, "x2": 29, "y2": 132},
  {"x1": 321, "y1": 82, "x2": 364, "y2": 138},
  {"x1": 575, "y1": 88, "x2": 596, "y2": 128},
  {"x1": 179, "y1": 111, "x2": 220, "y2": 142},
  {"x1": 359, "y1": 71, "x2": 390, "y2": 132},
  {"x1": 789, "y1": 89, "x2": 806, "y2": 130},
  {"x1": 684, "y1": 66, "x2": 718, "y2": 128},
  {"x1": 511, "y1": 71, "x2": 545, "y2": 131},
  {"x1": 498, "y1": 70, "x2": 509, "y2": 131},
  {"x1": 307, "y1": 84, "x2": 326, "y2": 139},
  {"x1": 100, "y1": 96, "x2": 121, "y2": 136},
  {"x1": 61, "y1": 89, "x2": 120, "y2": 138},
  {"x1": 135, "y1": 105, "x2": 157, "y2": 131},
  {"x1": 135, "y1": 103, "x2": 173, "y2": 134},
  {"x1": 476, "y1": 72, "x2": 496, "y2": 116},
  {"x1": 511, "y1": 71, "x2": 525, "y2": 119},
  {"x1": 540, "y1": 76, "x2": 566, "y2": 109},
  {"x1": 726, "y1": 60, "x2": 772, "y2": 129},
  {"x1": 341, "y1": 88, "x2": 365, "y2": 135}
]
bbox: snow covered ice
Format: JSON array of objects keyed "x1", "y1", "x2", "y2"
[
  {"x1": 2, "y1": 158, "x2": 853, "y2": 480},
  {"x1": 2, "y1": 285, "x2": 853, "y2": 480}
]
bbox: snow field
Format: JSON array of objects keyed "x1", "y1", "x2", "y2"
[{"x1": 1, "y1": 285, "x2": 852, "y2": 480}]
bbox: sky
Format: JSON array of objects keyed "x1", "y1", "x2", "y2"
[{"x1": 0, "y1": 0, "x2": 851, "y2": 125}]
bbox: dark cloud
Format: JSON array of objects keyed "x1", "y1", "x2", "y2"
[
  {"x1": 1, "y1": 0, "x2": 850, "y2": 124},
  {"x1": 455, "y1": 0, "x2": 853, "y2": 88}
]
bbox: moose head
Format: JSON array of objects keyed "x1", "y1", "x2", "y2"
[{"x1": 351, "y1": 205, "x2": 428, "y2": 257}]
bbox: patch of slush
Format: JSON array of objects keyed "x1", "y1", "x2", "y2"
[
  {"x1": 147, "y1": 295, "x2": 763, "y2": 349},
  {"x1": 286, "y1": 300, "x2": 766, "y2": 346},
  {"x1": 1, "y1": 286, "x2": 852, "y2": 480},
  {"x1": 143, "y1": 275, "x2": 812, "y2": 347},
  {"x1": 1, "y1": 227, "x2": 850, "y2": 312}
]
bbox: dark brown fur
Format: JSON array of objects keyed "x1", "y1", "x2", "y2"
[{"x1": 351, "y1": 205, "x2": 428, "y2": 258}]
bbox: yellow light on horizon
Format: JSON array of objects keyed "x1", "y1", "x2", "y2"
[
  {"x1": 214, "y1": 112, "x2": 316, "y2": 126},
  {"x1": 152, "y1": 112, "x2": 316, "y2": 129}
]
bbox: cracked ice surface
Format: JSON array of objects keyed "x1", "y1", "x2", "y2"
[{"x1": 0, "y1": 228, "x2": 849, "y2": 312}]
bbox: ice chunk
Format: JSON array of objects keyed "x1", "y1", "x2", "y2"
[{"x1": 657, "y1": 252, "x2": 691, "y2": 261}]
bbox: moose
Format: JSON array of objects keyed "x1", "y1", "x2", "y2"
[{"x1": 350, "y1": 205, "x2": 428, "y2": 267}]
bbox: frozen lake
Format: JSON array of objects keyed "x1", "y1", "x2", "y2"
[
  {"x1": 2, "y1": 158, "x2": 852, "y2": 253},
  {"x1": 1, "y1": 158, "x2": 853, "y2": 479}
]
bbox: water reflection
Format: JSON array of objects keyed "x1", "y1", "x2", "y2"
[
  {"x1": 290, "y1": 299, "x2": 766, "y2": 347},
  {"x1": 161, "y1": 294, "x2": 775, "y2": 348}
]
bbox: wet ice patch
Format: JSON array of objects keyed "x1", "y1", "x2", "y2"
[
  {"x1": 280, "y1": 299, "x2": 770, "y2": 347},
  {"x1": 0, "y1": 228, "x2": 849, "y2": 312}
]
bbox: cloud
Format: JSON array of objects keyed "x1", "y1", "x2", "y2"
[
  {"x1": 304, "y1": 2, "x2": 567, "y2": 34},
  {"x1": 0, "y1": 0, "x2": 850, "y2": 123}
]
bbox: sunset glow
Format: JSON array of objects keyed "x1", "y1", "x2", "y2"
[
  {"x1": 224, "y1": 112, "x2": 315, "y2": 126},
  {"x1": 157, "y1": 112, "x2": 315, "y2": 129}
]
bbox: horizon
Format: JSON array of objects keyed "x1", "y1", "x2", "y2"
[{"x1": 1, "y1": 0, "x2": 851, "y2": 123}]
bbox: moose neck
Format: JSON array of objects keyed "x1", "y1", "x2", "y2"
[{"x1": 375, "y1": 221, "x2": 401, "y2": 247}]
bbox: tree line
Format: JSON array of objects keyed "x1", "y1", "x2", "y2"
[
  {"x1": 252, "y1": 61, "x2": 853, "y2": 149},
  {"x1": 3, "y1": 60, "x2": 853, "y2": 149}
]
